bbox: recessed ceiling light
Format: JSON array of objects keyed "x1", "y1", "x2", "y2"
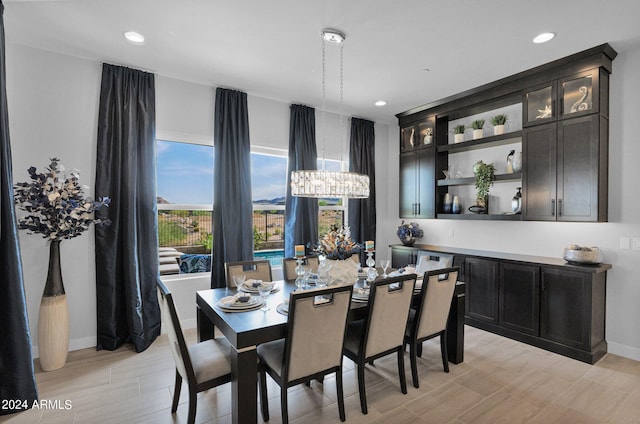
[
  {"x1": 374, "y1": 100, "x2": 387, "y2": 107},
  {"x1": 533, "y1": 32, "x2": 556, "y2": 44},
  {"x1": 124, "y1": 31, "x2": 145, "y2": 45}
]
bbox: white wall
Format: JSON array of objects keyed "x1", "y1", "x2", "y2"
[
  {"x1": 8, "y1": 41, "x2": 640, "y2": 362},
  {"x1": 374, "y1": 43, "x2": 640, "y2": 361}
]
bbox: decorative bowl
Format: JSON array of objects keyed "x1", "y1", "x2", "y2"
[{"x1": 563, "y1": 245, "x2": 600, "y2": 265}]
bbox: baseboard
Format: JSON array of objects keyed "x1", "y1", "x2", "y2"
[
  {"x1": 608, "y1": 341, "x2": 640, "y2": 361},
  {"x1": 32, "y1": 335, "x2": 96, "y2": 359}
]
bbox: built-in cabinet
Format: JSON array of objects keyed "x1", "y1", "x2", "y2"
[
  {"x1": 399, "y1": 147, "x2": 435, "y2": 219},
  {"x1": 390, "y1": 244, "x2": 610, "y2": 364},
  {"x1": 396, "y1": 44, "x2": 615, "y2": 222}
]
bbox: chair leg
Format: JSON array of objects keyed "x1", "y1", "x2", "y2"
[
  {"x1": 187, "y1": 387, "x2": 197, "y2": 424},
  {"x1": 281, "y1": 386, "x2": 289, "y2": 424},
  {"x1": 397, "y1": 348, "x2": 407, "y2": 394},
  {"x1": 356, "y1": 361, "x2": 368, "y2": 414},
  {"x1": 417, "y1": 341, "x2": 423, "y2": 358},
  {"x1": 171, "y1": 370, "x2": 182, "y2": 413},
  {"x1": 409, "y1": 340, "x2": 420, "y2": 389},
  {"x1": 336, "y1": 369, "x2": 346, "y2": 422},
  {"x1": 440, "y1": 331, "x2": 450, "y2": 373},
  {"x1": 259, "y1": 366, "x2": 270, "y2": 422}
]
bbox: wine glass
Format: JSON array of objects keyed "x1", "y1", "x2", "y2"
[
  {"x1": 381, "y1": 259, "x2": 390, "y2": 278},
  {"x1": 257, "y1": 281, "x2": 273, "y2": 311},
  {"x1": 233, "y1": 274, "x2": 246, "y2": 288}
]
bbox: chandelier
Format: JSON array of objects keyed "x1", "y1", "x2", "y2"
[{"x1": 290, "y1": 29, "x2": 370, "y2": 199}]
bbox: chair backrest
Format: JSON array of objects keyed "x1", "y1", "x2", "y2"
[
  {"x1": 283, "y1": 285, "x2": 353, "y2": 381},
  {"x1": 282, "y1": 256, "x2": 320, "y2": 281},
  {"x1": 156, "y1": 278, "x2": 196, "y2": 384},
  {"x1": 362, "y1": 274, "x2": 416, "y2": 359},
  {"x1": 414, "y1": 267, "x2": 459, "y2": 339},
  {"x1": 225, "y1": 260, "x2": 272, "y2": 288},
  {"x1": 416, "y1": 251, "x2": 453, "y2": 275}
]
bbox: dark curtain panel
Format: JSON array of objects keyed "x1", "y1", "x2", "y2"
[
  {"x1": 95, "y1": 63, "x2": 160, "y2": 353},
  {"x1": 348, "y1": 118, "x2": 376, "y2": 245},
  {"x1": 0, "y1": 2, "x2": 38, "y2": 414},
  {"x1": 211, "y1": 88, "x2": 253, "y2": 288},
  {"x1": 284, "y1": 104, "x2": 318, "y2": 258}
]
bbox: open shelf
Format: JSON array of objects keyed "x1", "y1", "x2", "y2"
[
  {"x1": 437, "y1": 131, "x2": 523, "y2": 153},
  {"x1": 437, "y1": 213, "x2": 522, "y2": 220},
  {"x1": 437, "y1": 172, "x2": 522, "y2": 187}
]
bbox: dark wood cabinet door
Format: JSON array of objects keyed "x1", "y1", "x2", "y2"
[
  {"x1": 465, "y1": 257, "x2": 499, "y2": 323},
  {"x1": 499, "y1": 262, "x2": 540, "y2": 336},
  {"x1": 399, "y1": 152, "x2": 417, "y2": 218},
  {"x1": 540, "y1": 268, "x2": 591, "y2": 350},
  {"x1": 557, "y1": 115, "x2": 602, "y2": 221},
  {"x1": 416, "y1": 148, "x2": 435, "y2": 219},
  {"x1": 391, "y1": 247, "x2": 417, "y2": 269},
  {"x1": 523, "y1": 122, "x2": 557, "y2": 221}
]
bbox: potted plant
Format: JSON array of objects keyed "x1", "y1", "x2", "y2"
[
  {"x1": 471, "y1": 161, "x2": 495, "y2": 214},
  {"x1": 453, "y1": 124, "x2": 466, "y2": 143},
  {"x1": 491, "y1": 114, "x2": 508, "y2": 135},
  {"x1": 469, "y1": 119, "x2": 485, "y2": 140}
]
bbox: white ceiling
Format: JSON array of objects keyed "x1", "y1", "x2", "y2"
[{"x1": 4, "y1": 0, "x2": 640, "y2": 125}]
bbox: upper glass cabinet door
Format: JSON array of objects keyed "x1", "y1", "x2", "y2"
[
  {"x1": 524, "y1": 84, "x2": 555, "y2": 126},
  {"x1": 560, "y1": 70, "x2": 599, "y2": 118}
]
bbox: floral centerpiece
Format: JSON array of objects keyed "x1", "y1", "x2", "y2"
[
  {"x1": 397, "y1": 221, "x2": 423, "y2": 246},
  {"x1": 14, "y1": 158, "x2": 110, "y2": 240},
  {"x1": 13, "y1": 158, "x2": 110, "y2": 371},
  {"x1": 308, "y1": 225, "x2": 361, "y2": 284},
  {"x1": 309, "y1": 224, "x2": 361, "y2": 260}
]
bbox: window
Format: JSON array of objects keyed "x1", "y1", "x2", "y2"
[
  {"x1": 156, "y1": 140, "x2": 213, "y2": 265},
  {"x1": 156, "y1": 140, "x2": 347, "y2": 271}
]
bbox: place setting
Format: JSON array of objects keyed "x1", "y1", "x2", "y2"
[
  {"x1": 234, "y1": 274, "x2": 281, "y2": 295},
  {"x1": 215, "y1": 292, "x2": 265, "y2": 313}
]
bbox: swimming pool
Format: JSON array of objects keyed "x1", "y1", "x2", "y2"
[{"x1": 254, "y1": 249, "x2": 285, "y2": 267}]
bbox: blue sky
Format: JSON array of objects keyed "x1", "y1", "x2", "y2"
[{"x1": 157, "y1": 140, "x2": 342, "y2": 204}]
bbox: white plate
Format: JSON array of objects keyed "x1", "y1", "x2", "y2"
[
  {"x1": 276, "y1": 303, "x2": 289, "y2": 316},
  {"x1": 238, "y1": 281, "x2": 280, "y2": 294},
  {"x1": 217, "y1": 295, "x2": 261, "y2": 309}
]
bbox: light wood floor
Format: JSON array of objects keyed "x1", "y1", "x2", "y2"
[{"x1": 3, "y1": 326, "x2": 640, "y2": 424}]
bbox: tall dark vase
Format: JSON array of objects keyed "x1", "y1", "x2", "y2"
[{"x1": 38, "y1": 240, "x2": 69, "y2": 371}]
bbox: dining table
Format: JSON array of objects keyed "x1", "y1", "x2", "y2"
[{"x1": 196, "y1": 275, "x2": 465, "y2": 424}]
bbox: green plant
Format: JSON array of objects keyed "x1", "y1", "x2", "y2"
[
  {"x1": 201, "y1": 233, "x2": 213, "y2": 251},
  {"x1": 469, "y1": 119, "x2": 485, "y2": 130},
  {"x1": 253, "y1": 225, "x2": 264, "y2": 250},
  {"x1": 453, "y1": 124, "x2": 466, "y2": 134},
  {"x1": 474, "y1": 162, "x2": 495, "y2": 199},
  {"x1": 491, "y1": 114, "x2": 508, "y2": 126}
]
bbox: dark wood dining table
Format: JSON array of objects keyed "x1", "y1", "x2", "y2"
[{"x1": 196, "y1": 277, "x2": 465, "y2": 424}]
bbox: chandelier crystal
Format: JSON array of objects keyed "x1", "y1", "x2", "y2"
[
  {"x1": 291, "y1": 29, "x2": 370, "y2": 199},
  {"x1": 290, "y1": 170, "x2": 370, "y2": 198}
]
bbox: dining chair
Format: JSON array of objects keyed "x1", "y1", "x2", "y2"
[
  {"x1": 343, "y1": 274, "x2": 417, "y2": 414},
  {"x1": 225, "y1": 259, "x2": 272, "y2": 288},
  {"x1": 281, "y1": 256, "x2": 320, "y2": 280},
  {"x1": 405, "y1": 267, "x2": 459, "y2": 388},
  {"x1": 258, "y1": 284, "x2": 353, "y2": 424},
  {"x1": 156, "y1": 279, "x2": 232, "y2": 424}
]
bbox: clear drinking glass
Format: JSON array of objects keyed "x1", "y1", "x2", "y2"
[
  {"x1": 233, "y1": 274, "x2": 246, "y2": 288},
  {"x1": 257, "y1": 281, "x2": 272, "y2": 311},
  {"x1": 381, "y1": 260, "x2": 390, "y2": 278}
]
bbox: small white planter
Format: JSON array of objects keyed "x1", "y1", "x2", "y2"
[
  {"x1": 494, "y1": 124, "x2": 505, "y2": 135},
  {"x1": 423, "y1": 135, "x2": 433, "y2": 145},
  {"x1": 454, "y1": 133, "x2": 464, "y2": 143},
  {"x1": 473, "y1": 129, "x2": 483, "y2": 140}
]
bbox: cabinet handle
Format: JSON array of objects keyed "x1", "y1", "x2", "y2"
[
  {"x1": 558, "y1": 199, "x2": 563, "y2": 216},
  {"x1": 551, "y1": 199, "x2": 555, "y2": 216},
  {"x1": 417, "y1": 203, "x2": 421, "y2": 215}
]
